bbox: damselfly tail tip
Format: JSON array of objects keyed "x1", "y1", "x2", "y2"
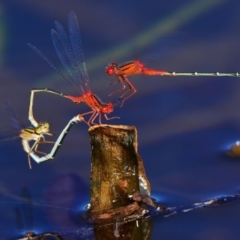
[{"x1": 76, "y1": 115, "x2": 85, "y2": 123}]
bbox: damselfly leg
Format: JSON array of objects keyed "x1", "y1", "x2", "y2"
[
  {"x1": 26, "y1": 115, "x2": 83, "y2": 165},
  {"x1": 5, "y1": 101, "x2": 82, "y2": 169},
  {"x1": 29, "y1": 88, "x2": 95, "y2": 126},
  {"x1": 5, "y1": 101, "x2": 57, "y2": 168},
  {"x1": 19, "y1": 122, "x2": 54, "y2": 168},
  {"x1": 28, "y1": 12, "x2": 119, "y2": 126}
]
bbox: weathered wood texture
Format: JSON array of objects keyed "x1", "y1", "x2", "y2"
[
  {"x1": 89, "y1": 125, "x2": 140, "y2": 212},
  {"x1": 88, "y1": 125, "x2": 151, "y2": 239},
  {"x1": 89, "y1": 125, "x2": 151, "y2": 240}
]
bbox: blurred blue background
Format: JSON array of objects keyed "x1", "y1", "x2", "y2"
[{"x1": 0, "y1": 0, "x2": 240, "y2": 239}]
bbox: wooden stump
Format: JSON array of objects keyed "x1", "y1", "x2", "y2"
[{"x1": 88, "y1": 125, "x2": 151, "y2": 240}]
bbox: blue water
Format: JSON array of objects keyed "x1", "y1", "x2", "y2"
[{"x1": 1, "y1": 0, "x2": 240, "y2": 239}]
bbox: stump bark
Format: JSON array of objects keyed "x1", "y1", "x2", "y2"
[{"x1": 88, "y1": 125, "x2": 151, "y2": 240}]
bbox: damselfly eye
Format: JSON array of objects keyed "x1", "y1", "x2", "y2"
[
  {"x1": 101, "y1": 102, "x2": 113, "y2": 114},
  {"x1": 106, "y1": 66, "x2": 115, "y2": 75}
]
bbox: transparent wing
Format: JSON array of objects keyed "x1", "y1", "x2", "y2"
[
  {"x1": 51, "y1": 11, "x2": 90, "y2": 94},
  {"x1": 68, "y1": 11, "x2": 90, "y2": 92},
  {"x1": 5, "y1": 101, "x2": 24, "y2": 131},
  {"x1": 28, "y1": 43, "x2": 80, "y2": 93},
  {"x1": 0, "y1": 133, "x2": 20, "y2": 143}
]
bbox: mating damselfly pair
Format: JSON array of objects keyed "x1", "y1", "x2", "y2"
[{"x1": 5, "y1": 11, "x2": 240, "y2": 169}]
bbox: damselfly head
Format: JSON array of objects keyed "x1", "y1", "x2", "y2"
[
  {"x1": 101, "y1": 102, "x2": 114, "y2": 114},
  {"x1": 106, "y1": 62, "x2": 117, "y2": 75},
  {"x1": 36, "y1": 122, "x2": 50, "y2": 134}
]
